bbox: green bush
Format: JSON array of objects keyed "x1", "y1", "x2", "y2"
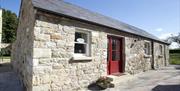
[
  {"x1": 169, "y1": 49, "x2": 180, "y2": 54},
  {"x1": 170, "y1": 53, "x2": 180, "y2": 65},
  {"x1": 96, "y1": 76, "x2": 114, "y2": 89},
  {"x1": 0, "y1": 48, "x2": 11, "y2": 56}
]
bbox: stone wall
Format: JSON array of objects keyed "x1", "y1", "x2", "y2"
[
  {"x1": 31, "y1": 11, "x2": 107, "y2": 91},
  {"x1": 105, "y1": 30, "x2": 168, "y2": 74},
  {"x1": 104, "y1": 30, "x2": 154, "y2": 74},
  {"x1": 12, "y1": 1, "x2": 169, "y2": 90},
  {"x1": 153, "y1": 42, "x2": 168, "y2": 69},
  {"x1": 125, "y1": 39, "x2": 168, "y2": 73},
  {"x1": 125, "y1": 37, "x2": 152, "y2": 74},
  {"x1": 164, "y1": 45, "x2": 169, "y2": 66},
  {"x1": 11, "y1": 0, "x2": 36, "y2": 90}
]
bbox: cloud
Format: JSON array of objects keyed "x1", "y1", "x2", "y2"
[
  {"x1": 158, "y1": 33, "x2": 173, "y2": 39},
  {"x1": 158, "y1": 33, "x2": 178, "y2": 39},
  {"x1": 169, "y1": 42, "x2": 180, "y2": 49},
  {"x1": 155, "y1": 28, "x2": 163, "y2": 32}
]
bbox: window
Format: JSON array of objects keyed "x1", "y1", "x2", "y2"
[
  {"x1": 74, "y1": 30, "x2": 90, "y2": 57},
  {"x1": 112, "y1": 39, "x2": 121, "y2": 61},
  {"x1": 159, "y1": 45, "x2": 163, "y2": 55},
  {"x1": 144, "y1": 42, "x2": 150, "y2": 55}
]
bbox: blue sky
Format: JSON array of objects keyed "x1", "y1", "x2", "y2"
[{"x1": 1, "y1": 0, "x2": 180, "y2": 39}]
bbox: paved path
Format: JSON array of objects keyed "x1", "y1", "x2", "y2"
[
  {"x1": 106, "y1": 65, "x2": 180, "y2": 91},
  {"x1": 0, "y1": 63, "x2": 24, "y2": 91},
  {"x1": 0, "y1": 63, "x2": 179, "y2": 91}
]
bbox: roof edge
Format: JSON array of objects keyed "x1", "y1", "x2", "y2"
[{"x1": 33, "y1": 5, "x2": 170, "y2": 45}]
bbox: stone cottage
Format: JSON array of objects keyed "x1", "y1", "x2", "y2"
[{"x1": 11, "y1": 0, "x2": 170, "y2": 91}]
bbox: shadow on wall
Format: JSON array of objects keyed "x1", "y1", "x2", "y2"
[{"x1": 152, "y1": 85, "x2": 180, "y2": 91}]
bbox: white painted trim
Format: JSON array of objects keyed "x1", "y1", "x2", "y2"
[
  {"x1": 144, "y1": 54, "x2": 152, "y2": 58},
  {"x1": 144, "y1": 42, "x2": 151, "y2": 55},
  {"x1": 144, "y1": 40, "x2": 151, "y2": 43},
  {"x1": 159, "y1": 45, "x2": 163, "y2": 55},
  {"x1": 73, "y1": 56, "x2": 92, "y2": 61},
  {"x1": 107, "y1": 33, "x2": 125, "y2": 38},
  {"x1": 75, "y1": 27, "x2": 92, "y2": 32},
  {"x1": 74, "y1": 28, "x2": 91, "y2": 57}
]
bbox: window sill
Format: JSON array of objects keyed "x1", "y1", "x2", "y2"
[
  {"x1": 73, "y1": 56, "x2": 92, "y2": 61},
  {"x1": 144, "y1": 54, "x2": 152, "y2": 58}
]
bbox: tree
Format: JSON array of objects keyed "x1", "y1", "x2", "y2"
[
  {"x1": 165, "y1": 33, "x2": 180, "y2": 49},
  {"x1": 2, "y1": 9, "x2": 18, "y2": 43},
  {"x1": 166, "y1": 33, "x2": 180, "y2": 44}
]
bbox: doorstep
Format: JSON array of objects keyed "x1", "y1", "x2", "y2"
[{"x1": 107, "y1": 73, "x2": 138, "y2": 86}]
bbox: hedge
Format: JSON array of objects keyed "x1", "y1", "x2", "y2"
[{"x1": 169, "y1": 49, "x2": 180, "y2": 53}]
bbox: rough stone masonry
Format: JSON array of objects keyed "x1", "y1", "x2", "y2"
[{"x1": 11, "y1": 0, "x2": 169, "y2": 91}]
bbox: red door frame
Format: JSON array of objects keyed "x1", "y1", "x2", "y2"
[{"x1": 107, "y1": 35, "x2": 124, "y2": 75}]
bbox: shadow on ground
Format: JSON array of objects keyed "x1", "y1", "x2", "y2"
[
  {"x1": 174, "y1": 65, "x2": 180, "y2": 70},
  {"x1": 88, "y1": 83, "x2": 106, "y2": 91},
  {"x1": 152, "y1": 85, "x2": 180, "y2": 91},
  {"x1": 0, "y1": 62, "x2": 24, "y2": 91},
  {"x1": 0, "y1": 63, "x2": 12, "y2": 73}
]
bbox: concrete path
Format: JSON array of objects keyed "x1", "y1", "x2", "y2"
[
  {"x1": 106, "y1": 65, "x2": 180, "y2": 91},
  {"x1": 0, "y1": 63, "x2": 24, "y2": 91},
  {"x1": 0, "y1": 63, "x2": 179, "y2": 91}
]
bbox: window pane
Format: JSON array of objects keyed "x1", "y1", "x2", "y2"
[
  {"x1": 145, "y1": 49, "x2": 148, "y2": 54},
  {"x1": 145, "y1": 43, "x2": 147, "y2": 48},
  {"x1": 144, "y1": 42, "x2": 150, "y2": 55},
  {"x1": 112, "y1": 39, "x2": 120, "y2": 51},
  {"x1": 112, "y1": 39, "x2": 115, "y2": 50},
  {"x1": 75, "y1": 32, "x2": 87, "y2": 43},
  {"x1": 74, "y1": 44, "x2": 86, "y2": 53},
  {"x1": 160, "y1": 45, "x2": 163, "y2": 55},
  {"x1": 112, "y1": 51, "x2": 120, "y2": 61}
]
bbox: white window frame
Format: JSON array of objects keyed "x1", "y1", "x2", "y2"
[
  {"x1": 74, "y1": 29, "x2": 91, "y2": 57},
  {"x1": 144, "y1": 42, "x2": 151, "y2": 55},
  {"x1": 159, "y1": 45, "x2": 163, "y2": 55}
]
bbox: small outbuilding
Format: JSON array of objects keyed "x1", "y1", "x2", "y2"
[{"x1": 12, "y1": 0, "x2": 170, "y2": 90}]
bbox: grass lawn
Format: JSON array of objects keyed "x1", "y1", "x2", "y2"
[
  {"x1": 170, "y1": 53, "x2": 180, "y2": 65},
  {"x1": 0, "y1": 56, "x2": 11, "y2": 59},
  {"x1": 0, "y1": 56, "x2": 11, "y2": 64}
]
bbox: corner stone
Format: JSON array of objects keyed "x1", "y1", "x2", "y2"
[{"x1": 33, "y1": 48, "x2": 51, "y2": 58}]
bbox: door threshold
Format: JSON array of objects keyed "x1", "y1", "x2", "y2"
[{"x1": 111, "y1": 73, "x2": 125, "y2": 76}]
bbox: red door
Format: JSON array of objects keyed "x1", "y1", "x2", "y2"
[{"x1": 108, "y1": 36, "x2": 123, "y2": 75}]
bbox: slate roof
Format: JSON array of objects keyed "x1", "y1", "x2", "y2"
[{"x1": 32, "y1": 0, "x2": 168, "y2": 44}]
